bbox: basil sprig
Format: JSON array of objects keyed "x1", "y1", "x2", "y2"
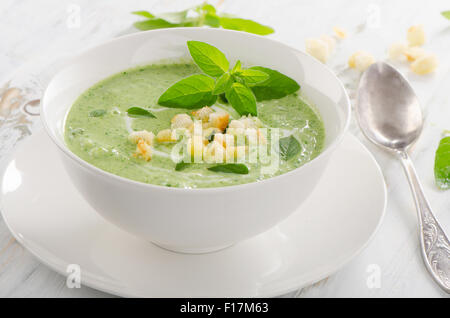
[
  {"x1": 157, "y1": 41, "x2": 300, "y2": 116},
  {"x1": 132, "y1": 3, "x2": 274, "y2": 35}
]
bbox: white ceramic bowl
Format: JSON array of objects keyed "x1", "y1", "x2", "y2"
[{"x1": 41, "y1": 28, "x2": 350, "y2": 253}]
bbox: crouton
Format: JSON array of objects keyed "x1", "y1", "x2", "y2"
[
  {"x1": 411, "y1": 54, "x2": 438, "y2": 75},
  {"x1": 407, "y1": 25, "x2": 425, "y2": 47},
  {"x1": 228, "y1": 119, "x2": 245, "y2": 129},
  {"x1": 305, "y1": 38, "x2": 330, "y2": 63},
  {"x1": 214, "y1": 133, "x2": 235, "y2": 148},
  {"x1": 403, "y1": 46, "x2": 427, "y2": 62},
  {"x1": 348, "y1": 51, "x2": 375, "y2": 71},
  {"x1": 171, "y1": 113, "x2": 193, "y2": 129},
  {"x1": 134, "y1": 139, "x2": 152, "y2": 161},
  {"x1": 186, "y1": 136, "x2": 204, "y2": 162},
  {"x1": 333, "y1": 26, "x2": 347, "y2": 39},
  {"x1": 156, "y1": 129, "x2": 176, "y2": 143},
  {"x1": 128, "y1": 130, "x2": 154, "y2": 145},
  {"x1": 388, "y1": 42, "x2": 408, "y2": 61},
  {"x1": 191, "y1": 106, "x2": 214, "y2": 122},
  {"x1": 209, "y1": 112, "x2": 229, "y2": 131},
  {"x1": 203, "y1": 141, "x2": 225, "y2": 163}
]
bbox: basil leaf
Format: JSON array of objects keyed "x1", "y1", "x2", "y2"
[
  {"x1": 434, "y1": 136, "x2": 450, "y2": 190},
  {"x1": 200, "y1": 3, "x2": 216, "y2": 14},
  {"x1": 175, "y1": 162, "x2": 191, "y2": 171},
  {"x1": 204, "y1": 13, "x2": 221, "y2": 27},
  {"x1": 131, "y1": 11, "x2": 155, "y2": 19},
  {"x1": 279, "y1": 135, "x2": 301, "y2": 161},
  {"x1": 158, "y1": 10, "x2": 189, "y2": 24},
  {"x1": 187, "y1": 41, "x2": 230, "y2": 77},
  {"x1": 213, "y1": 72, "x2": 233, "y2": 95},
  {"x1": 89, "y1": 109, "x2": 106, "y2": 117},
  {"x1": 208, "y1": 163, "x2": 249, "y2": 174},
  {"x1": 134, "y1": 19, "x2": 180, "y2": 30},
  {"x1": 249, "y1": 66, "x2": 300, "y2": 101},
  {"x1": 225, "y1": 83, "x2": 257, "y2": 116},
  {"x1": 441, "y1": 11, "x2": 450, "y2": 20},
  {"x1": 127, "y1": 107, "x2": 156, "y2": 118},
  {"x1": 158, "y1": 74, "x2": 216, "y2": 109},
  {"x1": 237, "y1": 69, "x2": 269, "y2": 85},
  {"x1": 219, "y1": 17, "x2": 274, "y2": 35},
  {"x1": 231, "y1": 60, "x2": 242, "y2": 74}
]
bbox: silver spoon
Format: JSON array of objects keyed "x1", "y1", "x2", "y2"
[{"x1": 356, "y1": 62, "x2": 450, "y2": 294}]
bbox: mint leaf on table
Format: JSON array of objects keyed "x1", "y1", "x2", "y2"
[
  {"x1": 208, "y1": 163, "x2": 249, "y2": 174},
  {"x1": 126, "y1": 107, "x2": 156, "y2": 118},
  {"x1": 279, "y1": 135, "x2": 301, "y2": 161},
  {"x1": 205, "y1": 13, "x2": 221, "y2": 27},
  {"x1": 225, "y1": 82, "x2": 257, "y2": 116},
  {"x1": 132, "y1": 11, "x2": 155, "y2": 19},
  {"x1": 235, "y1": 69, "x2": 269, "y2": 85},
  {"x1": 89, "y1": 109, "x2": 106, "y2": 117},
  {"x1": 134, "y1": 19, "x2": 181, "y2": 30},
  {"x1": 213, "y1": 72, "x2": 233, "y2": 95},
  {"x1": 434, "y1": 136, "x2": 450, "y2": 190},
  {"x1": 158, "y1": 74, "x2": 216, "y2": 109},
  {"x1": 249, "y1": 66, "x2": 300, "y2": 101},
  {"x1": 441, "y1": 11, "x2": 450, "y2": 20},
  {"x1": 131, "y1": 3, "x2": 274, "y2": 36},
  {"x1": 187, "y1": 41, "x2": 229, "y2": 77},
  {"x1": 218, "y1": 17, "x2": 274, "y2": 35}
]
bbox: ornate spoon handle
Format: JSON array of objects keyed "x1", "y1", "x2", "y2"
[{"x1": 399, "y1": 151, "x2": 450, "y2": 294}]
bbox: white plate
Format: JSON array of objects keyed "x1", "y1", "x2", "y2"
[{"x1": 0, "y1": 131, "x2": 386, "y2": 297}]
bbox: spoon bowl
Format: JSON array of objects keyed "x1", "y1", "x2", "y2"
[{"x1": 357, "y1": 62, "x2": 423, "y2": 151}]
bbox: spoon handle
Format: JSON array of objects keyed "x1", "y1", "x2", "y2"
[{"x1": 398, "y1": 151, "x2": 450, "y2": 294}]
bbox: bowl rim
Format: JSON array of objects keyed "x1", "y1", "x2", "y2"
[{"x1": 40, "y1": 27, "x2": 351, "y2": 193}]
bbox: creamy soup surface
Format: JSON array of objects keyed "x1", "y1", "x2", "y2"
[{"x1": 64, "y1": 62, "x2": 325, "y2": 188}]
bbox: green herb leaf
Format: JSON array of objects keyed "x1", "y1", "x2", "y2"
[
  {"x1": 279, "y1": 135, "x2": 301, "y2": 161},
  {"x1": 249, "y1": 66, "x2": 300, "y2": 101},
  {"x1": 225, "y1": 82, "x2": 257, "y2": 116},
  {"x1": 187, "y1": 41, "x2": 230, "y2": 77},
  {"x1": 219, "y1": 17, "x2": 274, "y2": 35},
  {"x1": 236, "y1": 69, "x2": 269, "y2": 85},
  {"x1": 208, "y1": 163, "x2": 249, "y2": 174},
  {"x1": 158, "y1": 10, "x2": 189, "y2": 24},
  {"x1": 89, "y1": 109, "x2": 106, "y2": 117},
  {"x1": 158, "y1": 74, "x2": 216, "y2": 109},
  {"x1": 134, "y1": 19, "x2": 180, "y2": 30},
  {"x1": 204, "y1": 13, "x2": 221, "y2": 27},
  {"x1": 175, "y1": 162, "x2": 191, "y2": 171},
  {"x1": 231, "y1": 60, "x2": 242, "y2": 74},
  {"x1": 441, "y1": 11, "x2": 450, "y2": 20},
  {"x1": 213, "y1": 72, "x2": 233, "y2": 95},
  {"x1": 434, "y1": 136, "x2": 450, "y2": 190},
  {"x1": 131, "y1": 11, "x2": 155, "y2": 19},
  {"x1": 127, "y1": 107, "x2": 156, "y2": 118},
  {"x1": 200, "y1": 3, "x2": 216, "y2": 14}
]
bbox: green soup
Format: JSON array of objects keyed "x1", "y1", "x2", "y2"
[{"x1": 64, "y1": 63, "x2": 325, "y2": 188}]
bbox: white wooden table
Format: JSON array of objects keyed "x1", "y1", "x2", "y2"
[{"x1": 0, "y1": 0, "x2": 449, "y2": 297}]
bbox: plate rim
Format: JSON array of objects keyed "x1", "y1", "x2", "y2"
[{"x1": 0, "y1": 131, "x2": 387, "y2": 297}]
